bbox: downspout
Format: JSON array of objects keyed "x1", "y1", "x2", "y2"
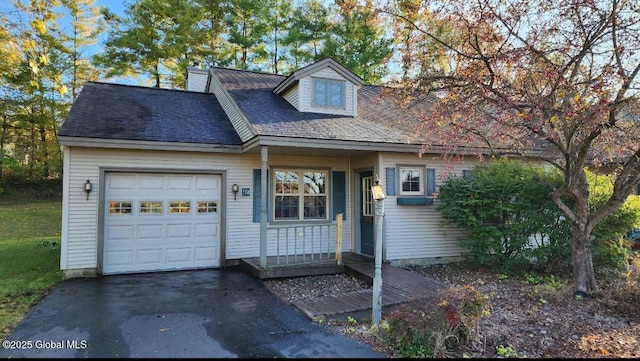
[{"x1": 259, "y1": 146, "x2": 268, "y2": 268}]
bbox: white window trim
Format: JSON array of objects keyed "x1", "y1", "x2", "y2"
[
  {"x1": 399, "y1": 166, "x2": 425, "y2": 196},
  {"x1": 272, "y1": 168, "x2": 330, "y2": 222},
  {"x1": 312, "y1": 77, "x2": 346, "y2": 109}
]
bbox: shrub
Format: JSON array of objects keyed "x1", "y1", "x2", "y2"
[
  {"x1": 437, "y1": 285, "x2": 491, "y2": 343},
  {"x1": 383, "y1": 302, "x2": 438, "y2": 357},
  {"x1": 381, "y1": 286, "x2": 491, "y2": 358},
  {"x1": 587, "y1": 172, "x2": 640, "y2": 270},
  {"x1": 437, "y1": 158, "x2": 561, "y2": 271},
  {"x1": 606, "y1": 252, "x2": 640, "y2": 315},
  {"x1": 438, "y1": 158, "x2": 640, "y2": 275}
]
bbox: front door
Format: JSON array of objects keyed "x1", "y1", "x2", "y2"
[{"x1": 360, "y1": 171, "x2": 374, "y2": 255}]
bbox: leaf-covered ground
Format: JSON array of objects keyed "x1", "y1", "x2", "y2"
[{"x1": 264, "y1": 263, "x2": 640, "y2": 358}]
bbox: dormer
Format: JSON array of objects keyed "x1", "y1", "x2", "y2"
[{"x1": 273, "y1": 58, "x2": 364, "y2": 117}]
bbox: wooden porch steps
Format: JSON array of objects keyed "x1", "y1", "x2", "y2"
[
  {"x1": 293, "y1": 263, "x2": 448, "y2": 321},
  {"x1": 239, "y1": 252, "x2": 449, "y2": 321}
]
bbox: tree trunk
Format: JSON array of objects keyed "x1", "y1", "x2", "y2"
[{"x1": 569, "y1": 222, "x2": 597, "y2": 296}]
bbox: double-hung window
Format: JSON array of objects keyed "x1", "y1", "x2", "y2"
[
  {"x1": 313, "y1": 78, "x2": 345, "y2": 108},
  {"x1": 274, "y1": 169, "x2": 328, "y2": 221},
  {"x1": 399, "y1": 166, "x2": 424, "y2": 196}
]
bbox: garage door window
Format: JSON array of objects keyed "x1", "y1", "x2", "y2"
[
  {"x1": 198, "y1": 201, "x2": 217, "y2": 213},
  {"x1": 169, "y1": 201, "x2": 191, "y2": 214},
  {"x1": 109, "y1": 201, "x2": 132, "y2": 214},
  {"x1": 140, "y1": 201, "x2": 163, "y2": 214}
]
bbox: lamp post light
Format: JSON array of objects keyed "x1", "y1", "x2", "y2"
[{"x1": 370, "y1": 178, "x2": 385, "y2": 327}]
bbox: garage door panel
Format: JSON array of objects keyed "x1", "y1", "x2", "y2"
[
  {"x1": 195, "y1": 223, "x2": 217, "y2": 237},
  {"x1": 194, "y1": 246, "x2": 217, "y2": 261},
  {"x1": 107, "y1": 225, "x2": 135, "y2": 240},
  {"x1": 168, "y1": 176, "x2": 193, "y2": 190},
  {"x1": 197, "y1": 176, "x2": 219, "y2": 190},
  {"x1": 166, "y1": 248, "x2": 191, "y2": 263},
  {"x1": 138, "y1": 176, "x2": 164, "y2": 190},
  {"x1": 103, "y1": 173, "x2": 220, "y2": 274},
  {"x1": 108, "y1": 175, "x2": 135, "y2": 190},
  {"x1": 137, "y1": 249, "x2": 163, "y2": 265},
  {"x1": 105, "y1": 250, "x2": 133, "y2": 267},
  {"x1": 167, "y1": 224, "x2": 192, "y2": 238},
  {"x1": 138, "y1": 225, "x2": 164, "y2": 239}
]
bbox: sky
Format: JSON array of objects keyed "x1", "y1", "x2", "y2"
[{"x1": 96, "y1": 0, "x2": 126, "y2": 16}]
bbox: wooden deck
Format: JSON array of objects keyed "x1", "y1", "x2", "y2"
[
  {"x1": 239, "y1": 252, "x2": 373, "y2": 279},
  {"x1": 240, "y1": 252, "x2": 449, "y2": 322}
]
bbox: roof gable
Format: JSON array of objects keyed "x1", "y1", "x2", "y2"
[{"x1": 272, "y1": 57, "x2": 363, "y2": 95}]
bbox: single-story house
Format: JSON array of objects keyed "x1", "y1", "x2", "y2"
[{"x1": 58, "y1": 57, "x2": 479, "y2": 278}]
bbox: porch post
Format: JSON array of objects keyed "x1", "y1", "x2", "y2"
[{"x1": 259, "y1": 146, "x2": 268, "y2": 268}]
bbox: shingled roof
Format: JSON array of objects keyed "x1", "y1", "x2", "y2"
[
  {"x1": 211, "y1": 67, "x2": 426, "y2": 144},
  {"x1": 59, "y1": 82, "x2": 242, "y2": 146}
]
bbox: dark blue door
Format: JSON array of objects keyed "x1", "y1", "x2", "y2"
[{"x1": 360, "y1": 171, "x2": 374, "y2": 255}]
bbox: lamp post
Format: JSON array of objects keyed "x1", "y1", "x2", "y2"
[{"x1": 370, "y1": 178, "x2": 385, "y2": 326}]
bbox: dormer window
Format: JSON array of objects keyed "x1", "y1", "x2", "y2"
[{"x1": 313, "y1": 78, "x2": 345, "y2": 108}]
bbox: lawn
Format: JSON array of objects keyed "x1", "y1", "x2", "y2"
[{"x1": 0, "y1": 194, "x2": 63, "y2": 341}]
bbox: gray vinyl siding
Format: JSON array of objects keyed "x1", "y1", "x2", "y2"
[
  {"x1": 283, "y1": 86, "x2": 300, "y2": 110},
  {"x1": 186, "y1": 69, "x2": 208, "y2": 92},
  {"x1": 61, "y1": 147, "x2": 353, "y2": 271},
  {"x1": 380, "y1": 153, "x2": 479, "y2": 261},
  {"x1": 208, "y1": 75, "x2": 255, "y2": 142}
]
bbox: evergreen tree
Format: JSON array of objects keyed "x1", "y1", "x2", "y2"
[
  {"x1": 321, "y1": 0, "x2": 392, "y2": 84},
  {"x1": 223, "y1": 0, "x2": 269, "y2": 71},
  {"x1": 282, "y1": 0, "x2": 330, "y2": 69}
]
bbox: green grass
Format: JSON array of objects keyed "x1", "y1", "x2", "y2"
[{"x1": 0, "y1": 195, "x2": 63, "y2": 341}]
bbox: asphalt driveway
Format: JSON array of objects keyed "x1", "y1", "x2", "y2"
[{"x1": 0, "y1": 267, "x2": 386, "y2": 358}]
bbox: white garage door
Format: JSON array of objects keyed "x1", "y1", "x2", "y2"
[{"x1": 103, "y1": 173, "x2": 221, "y2": 274}]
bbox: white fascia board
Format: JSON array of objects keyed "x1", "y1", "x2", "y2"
[
  {"x1": 273, "y1": 58, "x2": 364, "y2": 95},
  {"x1": 243, "y1": 135, "x2": 424, "y2": 153},
  {"x1": 58, "y1": 136, "x2": 243, "y2": 153}
]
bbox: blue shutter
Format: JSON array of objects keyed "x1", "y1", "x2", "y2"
[
  {"x1": 332, "y1": 171, "x2": 346, "y2": 220},
  {"x1": 253, "y1": 169, "x2": 269, "y2": 223},
  {"x1": 385, "y1": 167, "x2": 396, "y2": 196},
  {"x1": 426, "y1": 168, "x2": 436, "y2": 205}
]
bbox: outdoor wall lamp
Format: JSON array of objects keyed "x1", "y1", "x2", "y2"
[
  {"x1": 371, "y1": 178, "x2": 385, "y2": 201},
  {"x1": 84, "y1": 179, "x2": 92, "y2": 200},
  {"x1": 232, "y1": 183, "x2": 239, "y2": 200}
]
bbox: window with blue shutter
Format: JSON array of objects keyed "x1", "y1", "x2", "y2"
[
  {"x1": 394, "y1": 166, "x2": 436, "y2": 205},
  {"x1": 253, "y1": 169, "x2": 269, "y2": 223},
  {"x1": 385, "y1": 167, "x2": 396, "y2": 196},
  {"x1": 426, "y1": 168, "x2": 436, "y2": 205},
  {"x1": 332, "y1": 171, "x2": 346, "y2": 220}
]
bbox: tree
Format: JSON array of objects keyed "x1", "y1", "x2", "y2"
[
  {"x1": 192, "y1": 0, "x2": 230, "y2": 68},
  {"x1": 387, "y1": 0, "x2": 453, "y2": 81},
  {"x1": 282, "y1": 0, "x2": 330, "y2": 69},
  {"x1": 385, "y1": 0, "x2": 640, "y2": 295},
  {"x1": 223, "y1": 0, "x2": 269, "y2": 71},
  {"x1": 3, "y1": 0, "x2": 69, "y2": 182},
  {"x1": 94, "y1": 0, "x2": 199, "y2": 88},
  {"x1": 60, "y1": 0, "x2": 105, "y2": 100},
  {"x1": 322, "y1": 0, "x2": 393, "y2": 84},
  {"x1": 263, "y1": 0, "x2": 294, "y2": 74}
]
